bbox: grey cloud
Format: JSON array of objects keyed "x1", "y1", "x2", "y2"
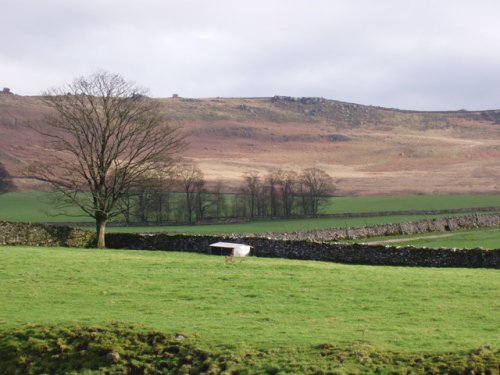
[{"x1": 2, "y1": 0, "x2": 500, "y2": 110}]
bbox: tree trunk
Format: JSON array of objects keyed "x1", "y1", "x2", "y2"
[
  {"x1": 186, "y1": 192, "x2": 194, "y2": 224},
  {"x1": 157, "y1": 194, "x2": 163, "y2": 224},
  {"x1": 96, "y1": 217, "x2": 107, "y2": 249}
]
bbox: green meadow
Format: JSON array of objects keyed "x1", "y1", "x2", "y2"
[
  {"x1": 0, "y1": 191, "x2": 93, "y2": 223},
  {"x1": 0, "y1": 246, "x2": 498, "y2": 373},
  {"x1": 359, "y1": 227, "x2": 500, "y2": 249},
  {"x1": 320, "y1": 194, "x2": 500, "y2": 214},
  {"x1": 0, "y1": 191, "x2": 498, "y2": 224},
  {"x1": 0, "y1": 192, "x2": 499, "y2": 372},
  {"x1": 0, "y1": 191, "x2": 497, "y2": 239}
]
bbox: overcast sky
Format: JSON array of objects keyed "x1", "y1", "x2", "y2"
[{"x1": 2, "y1": 0, "x2": 500, "y2": 110}]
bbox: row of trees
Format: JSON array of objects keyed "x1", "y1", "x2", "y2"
[
  {"x1": 239, "y1": 167, "x2": 334, "y2": 219},
  {"x1": 116, "y1": 165, "x2": 335, "y2": 224}
]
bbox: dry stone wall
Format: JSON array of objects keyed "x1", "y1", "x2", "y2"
[
  {"x1": 0, "y1": 221, "x2": 95, "y2": 247},
  {"x1": 1, "y1": 216, "x2": 499, "y2": 269},
  {"x1": 105, "y1": 232, "x2": 499, "y2": 269},
  {"x1": 262, "y1": 213, "x2": 500, "y2": 241}
]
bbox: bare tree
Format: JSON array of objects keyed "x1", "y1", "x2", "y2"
[
  {"x1": 242, "y1": 171, "x2": 262, "y2": 219},
  {"x1": 300, "y1": 167, "x2": 335, "y2": 216},
  {"x1": 194, "y1": 174, "x2": 210, "y2": 221},
  {"x1": 133, "y1": 175, "x2": 161, "y2": 223},
  {"x1": 177, "y1": 164, "x2": 204, "y2": 224},
  {"x1": 116, "y1": 190, "x2": 135, "y2": 225},
  {"x1": 276, "y1": 169, "x2": 298, "y2": 218},
  {"x1": 211, "y1": 180, "x2": 226, "y2": 219},
  {"x1": 266, "y1": 170, "x2": 280, "y2": 217},
  {"x1": 32, "y1": 71, "x2": 184, "y2": 248},
  {"x1": 149, "y1": 168, "x2": 176, "y2": 224},
  {"x1": 232, "y1": 192, "x2": 245, "y2": 218}
]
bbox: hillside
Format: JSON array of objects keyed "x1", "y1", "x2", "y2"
[{"x1": 0, "y1": 93, "x2": 499, "y2": 195}]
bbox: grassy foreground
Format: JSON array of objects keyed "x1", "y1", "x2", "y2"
[
  {"x1": 1, "y1": 324, "x2": 497, "y2": 374},
  {"x1": 0, "y1": 246, "x2": 498, "y2": 373}
]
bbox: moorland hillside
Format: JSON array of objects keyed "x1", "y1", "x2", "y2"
[{"x1": 1, "y1": 93, "x2": 499, "y2": 194}]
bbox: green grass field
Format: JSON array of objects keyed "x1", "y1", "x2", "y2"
[
  {"x1": 320, "y1": 194, "x2": 500, "y2": 214},
  {"x1": 0, "y1": 191, "x2": 498, "y2": 236},
  {"x1": 1, "y1": 246, "x2": 498, "y2": 352},
  {"x1": 358, "y1": 228, "x2": 500, "y2": 249},
  {"x1": 0, "y1": 246, "x2": 498, "y2": 373},
  {"x1": 0, "y1": 191, "x2": 93, "y2": 223},
  {"x1": 0, "y1": 191, "x2": 498, "y2": 223},
  {"x1": 2, "y1": 192, "x2": 499, "y2": 372}
]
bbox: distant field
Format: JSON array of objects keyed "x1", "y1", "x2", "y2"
[
  {"x1": 107, "y1": 214, "x2": 462, "y2": 234},
  {"x1": 1, "y1": 246, "x2": 498, "y2": 354},
  {"x1": 0, "y1": 191, "x2": 498, "y2": 223},
  {"x1": 320, "y1": 194, "x2": 500, "y2": 214},
  {"x1": 0, "y1": 191, "x2": 92, "y2": 223}
]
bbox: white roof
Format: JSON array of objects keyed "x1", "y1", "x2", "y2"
[{"x1": 209, "y1": 242, "x2": 253, "y2": 249}]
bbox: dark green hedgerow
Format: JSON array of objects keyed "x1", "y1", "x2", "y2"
[{"x1": 0, "y1": 324, "x2": 498, "y2": 375}]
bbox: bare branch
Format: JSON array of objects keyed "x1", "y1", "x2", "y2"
[{"x1": 30, "y1": 71, "x2": 185, "y2": 247}]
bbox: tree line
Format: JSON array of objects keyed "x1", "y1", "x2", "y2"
[{"x1": 117, "y1": 164, "x2": 335, "y2": 224}]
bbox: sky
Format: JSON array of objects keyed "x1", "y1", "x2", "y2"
[{"x1": 2, "y1": 0, "x2": 500, "y2": 110}]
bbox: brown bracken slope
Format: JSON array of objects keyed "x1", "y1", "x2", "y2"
[{"x1": 1, "y1": 94, "x2": 499, "y2": 195}]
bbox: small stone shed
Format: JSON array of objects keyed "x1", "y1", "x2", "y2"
[{"x1": 208, "y1": 242, "x2": 254, "y2": 257}]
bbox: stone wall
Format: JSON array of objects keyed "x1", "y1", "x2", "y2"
[
  {"x1": 0, "y1": 221, "x2": 95, "y2": 247},
  {"x1": 1, "y1": 219, "x2": 498, "y2": 269},
  {"x1": 263, "y1": 213, "x2": 500, "y2": 241},
  {"x1": 105, "y1": 232, "x2": 500, "y2": 269},
  {"x1": 319, "y1": 205, "x2": 500, "y2": 218}
]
